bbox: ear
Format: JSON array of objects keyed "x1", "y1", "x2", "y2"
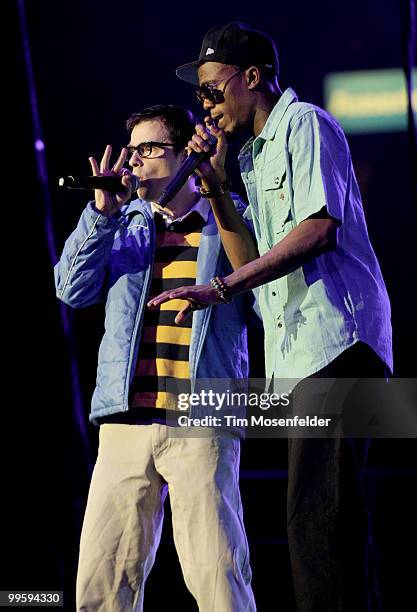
[{"x1": 245, "y1": 66, "x2": 261, "y2": 90}]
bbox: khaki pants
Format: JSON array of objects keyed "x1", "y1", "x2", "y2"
[{"x1": 76, "y1": 424, "x2": 255, "y2": 611}]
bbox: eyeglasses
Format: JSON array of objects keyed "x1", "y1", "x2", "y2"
[
  {"x1": 195, "y1": 69, "x2": 243, "y2": 104},
  {"x1": 125, "y1": 141, "x2": 176, "y2": 159}
]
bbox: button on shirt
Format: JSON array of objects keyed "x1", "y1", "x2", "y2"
[{"x1": 239, "y1": 88, "x2": 393, "y2": 379}]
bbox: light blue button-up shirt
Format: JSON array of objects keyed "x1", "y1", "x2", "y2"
[{"x1": 240, "y1": 88, "x2": 393, "y2": 379}]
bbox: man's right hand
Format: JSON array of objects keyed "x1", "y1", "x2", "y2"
[
  {"x1": 89, "y1": 145, "x2": 133, "y2": 217},
  {"x1": 188, "y1": 119, "x2": 228, "y2": 189}
]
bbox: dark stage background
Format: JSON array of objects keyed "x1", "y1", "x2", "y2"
[{"x1": 8, "y1": 0, "x2": 417, "y2": 610}]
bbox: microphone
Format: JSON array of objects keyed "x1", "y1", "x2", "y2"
[
  {"x1": 58, "y1": 174, "x2": 141, "y2": 194},
  {"x1": 157, "y1": 131, "x2": 217, "y2": 207}
]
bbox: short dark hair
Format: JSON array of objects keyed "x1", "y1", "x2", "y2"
[{"x1": 126, "y1": 105, "x2": 197, "y2": 152}]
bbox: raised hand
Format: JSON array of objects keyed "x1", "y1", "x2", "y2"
[
  {"x1": 187, "y1": 118, "x2": 228, "y2": 189},
  {"x1": 89, "y1": 145, "x2": 133, "y2": 216}
]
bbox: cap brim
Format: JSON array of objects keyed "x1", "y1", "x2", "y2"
[{"x1": 175, "y1": 60, "x2": 201, "y2": 85}]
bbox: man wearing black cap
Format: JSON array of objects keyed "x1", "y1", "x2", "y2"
[{"x1": 149, "y1": 22, "x2": 392, "y2": 612}]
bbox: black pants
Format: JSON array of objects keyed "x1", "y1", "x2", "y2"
[{"x1": 288, "y1": 342, "x2": 388, "y2": 612}]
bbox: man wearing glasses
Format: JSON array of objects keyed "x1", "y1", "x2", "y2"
[
  {"x1": 148, "y1": 23, "x2": 393, "y2": 612},
  {"x1": 55, "y1": 105, "x2": 256, "y2": 611}
]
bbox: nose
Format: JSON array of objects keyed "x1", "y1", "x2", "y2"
[{"x1": 129, "y1": 152, "x2": 143, "y2": 168}]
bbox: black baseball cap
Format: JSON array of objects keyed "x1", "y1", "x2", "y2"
[{"x1": 176, "y1": 22, "x2": 279, "y2": 85}]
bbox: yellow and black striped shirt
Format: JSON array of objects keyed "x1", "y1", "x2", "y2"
[{"x1": 129, "y1": 210, "x2": 206, "y2": 414}]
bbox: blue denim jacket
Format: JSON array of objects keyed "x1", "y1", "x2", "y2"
[{"x1": 54, "y1": 198, "x2": 249, "y2": 424}]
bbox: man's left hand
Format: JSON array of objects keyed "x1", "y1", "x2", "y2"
[{"x1": 147, "y1": 285, "x2": 220, "y2": 324}]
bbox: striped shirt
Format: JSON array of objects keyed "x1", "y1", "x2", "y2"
[{"x1": 129, "y1": 209, "x2": 206, "y2": 413}]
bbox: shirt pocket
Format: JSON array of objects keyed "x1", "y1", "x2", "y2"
[{"x1": 261, "y1": 160, "x2": 293, "y2": 247}]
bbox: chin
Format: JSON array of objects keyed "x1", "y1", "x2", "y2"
[
  {"x1": 222, "y1": 120, "x2": 239, "y2": 141},
  {"x1": 138, "y1": 187, "x2": 152, "y2": 201},
  {"x1": 223, "y1": 129, "x2": 235, "y2": 142},
  {"x1": 220, "y1": 121, "x2": 233, "y2": 139}
]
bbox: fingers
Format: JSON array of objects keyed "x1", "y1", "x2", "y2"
[
  {"x1": 89, "y1": 156, "x2": 100, "y2": 176},
  {"x1": 148, "y1": 290, "x2": 178, "y2": 307},
  {"x1": 196, "y1": 121, "x2": 223, "y2": 146},
  {"x1": 204, "y1": 116, "x2": 226, "y2": 144},
  {"x1": 146, "y1": 294, "x2": 193, "y2": 324},
  {"x1": 90, "y1": 145, "x2": 129, "y2": 179},
  {"x1": 204, "y1": 116, "x2": 220, "y2": 131},
  {"x1": 195, "y1": 122, "x2": 210, "y2": 139},
  {"x1": 189, "y1": 132, "x2": 211, "y2": 154},
  {"x1": 112, "y1": 147, "x2": 128, "y2": 174},
  {"x1": 175, "y1": 303, "x2": 192, "y2": 324},
  {"x1": 100, "y1": 145, "x2": 112, "y2": 173},
  {"x1": 148, "y1": 289, "x2": 208, "y2": 325},
  {"x1": 148, "y1": 287, "x2": 191, "y2": 307},
  {"x1": 120, "y1": 170, "x2": 131, "y2": 189}
]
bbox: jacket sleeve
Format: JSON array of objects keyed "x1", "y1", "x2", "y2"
[{"x1": 54, "y1": 202, "x2": 124, "y2": 308}]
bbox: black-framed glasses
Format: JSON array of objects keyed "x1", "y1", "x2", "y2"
[
  {"x1": 195, "y1": 69, "x2": 244, "y2": 104},
  {"x1": 125, "y1": 141, "x2": 176, "y2": 159}
]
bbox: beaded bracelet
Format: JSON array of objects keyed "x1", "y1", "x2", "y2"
[
  {"x1": 210, "y1": 276, "x2": 232, "y2": 304},
  {"x1": 199, "y1": 179, "x2": 231, "y2": 199}
]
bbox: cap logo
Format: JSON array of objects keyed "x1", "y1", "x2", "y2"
[{"x1": 205, "y1": 47, "x2": 215, "y2": 55}]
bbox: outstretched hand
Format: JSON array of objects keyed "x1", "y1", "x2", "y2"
[{"x1": 147, "y1": 284, "x2": 221, "y2": 324}]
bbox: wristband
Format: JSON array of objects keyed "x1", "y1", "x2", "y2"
[
  {"x1": 199, "y1": 179, "x2": 231, "y2": 199},
  {"x1": 210, "y1": 276, "x2": 232, "y2": 304}
]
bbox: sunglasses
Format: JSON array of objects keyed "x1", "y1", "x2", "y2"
[{"x1": 195, "y1": 69, "x2": 243, "y2": 104}]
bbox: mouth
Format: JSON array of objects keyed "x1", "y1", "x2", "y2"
[{"x1": 211, "y1": 114, "x2": 224, "y2": 128}]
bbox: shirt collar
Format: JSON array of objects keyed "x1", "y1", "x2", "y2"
[
  {"x1": 239, "y1": 87, "x2": 298, "y2": 158},
  {"x1": 151, "y1": 195, "x2": 210, "y2": 226}
]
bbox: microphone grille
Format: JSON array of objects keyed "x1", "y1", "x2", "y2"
[{"x1": 58, "y1": 176, "x2": 76, "y2": 188}]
